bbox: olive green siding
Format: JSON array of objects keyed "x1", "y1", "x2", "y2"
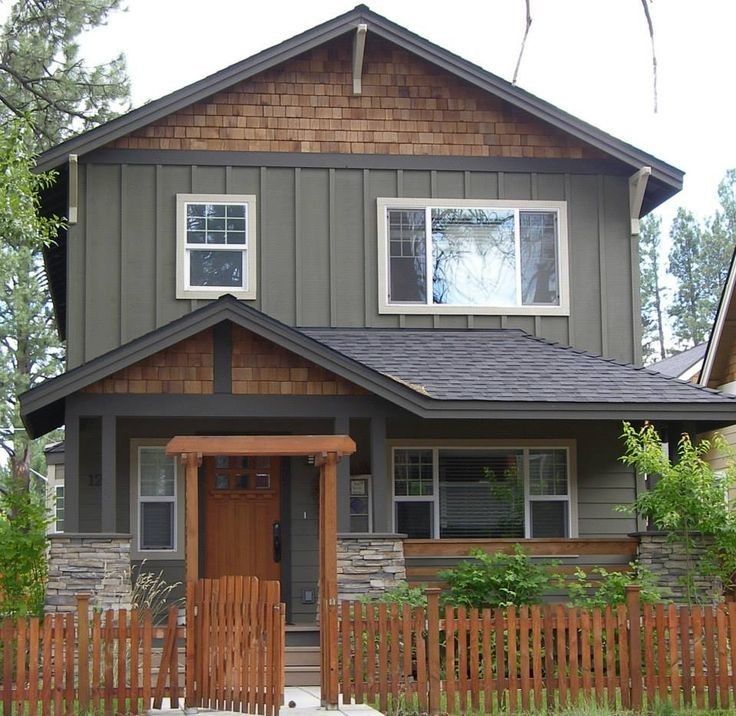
[{"x1": 67, "y1": 162, "x2": 639, "y2": 368}]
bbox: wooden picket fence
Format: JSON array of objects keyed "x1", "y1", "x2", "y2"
[
  {"x1": 336, "y1": 586, "x2": 736, "y2": 714},
  {"x1": 185, "y1": 576, "x2": 285, "y2": 716},
  {"x1": 0, "y1": 595, "x2": 183, "y2": 716}
]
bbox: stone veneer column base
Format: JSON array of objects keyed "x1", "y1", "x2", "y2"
[
  {"x1": 45, "y1": 534, "x2": 133, "y2": 613},
  {"x1": 337, "y1": 533, "x2": 407, "y2": 602},
  {"x1": 636, "y1": 532, "x2": 723, "y2": 605}
]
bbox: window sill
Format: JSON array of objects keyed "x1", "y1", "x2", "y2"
[
  {"x1": 379, "y1": 303, "x2": 570, "y2": 317},
  {"x1": 176, "y1": 288, "x2": 257, "y2": 301}
]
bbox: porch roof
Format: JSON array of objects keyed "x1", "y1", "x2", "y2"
[{"x1": 19, "y1": 295, "x2": 736, "y2": 438}]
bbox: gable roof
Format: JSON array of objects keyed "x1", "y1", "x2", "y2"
[
  {"x1": 20, "y1": 296, "x2": 736, "y2": 438},
  {"x1": 649, "y1": 343, "x2": 706, "y2": 380},
  {"x1": 701, "y1": 246, "x2": 736, "y2": 387},
  {"x1": 36, "y1": 5, "x2": 681, "y2": 211}
]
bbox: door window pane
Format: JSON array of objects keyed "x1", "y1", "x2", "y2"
[
  {"x1": 396, "y1": 501, "x2": 433, "y2": 538},
  {"x1": 141, "y1": 502, "x2": 174, "y2": 549},
  {"x1": 140, "y1": 448, "x2": 175, "y2": 496},
  {"x1": 520, "y1": 211, "x2": 558, "y2": 305},
  {"x1": 530, "y1": 501, "x2": 568, "y2": 538},
  {"x1": 189, "y1": 250, "x2": 243, "y2": 288},
  {"x1": 388, "y1": 210, "x2": 427, "y2": 303},
  {"x1": 431, "y1": 208, "x2": 516, "y2": 306},
  {"x1": 439, "y1": 449, "x2": 524, "y2": 538}
]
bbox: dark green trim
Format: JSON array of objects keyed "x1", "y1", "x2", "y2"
[
  {"x1": 83, "y1": 150, "x2": 631, "y2": 175},
  {"x1": 213, "y1": 321, "x2": 232, "y2": 394},
  {"x1": 34, "y1": 6, "x2": 682, "y2": 202}
]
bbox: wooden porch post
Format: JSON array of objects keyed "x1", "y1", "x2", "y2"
[
  {"x1": 319, "y1": 452, "x2": 340, "y2": 709},
  {"x1": 183, "y1": 452, "x2": 202, "y2": 582},
  {"x1": 183, "y1": 452, "x2": 201, "y2": 710}
]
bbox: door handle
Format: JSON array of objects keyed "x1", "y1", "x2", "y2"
[{"x1": 272, "y1": 521, "x2": 281, "y2": 563}]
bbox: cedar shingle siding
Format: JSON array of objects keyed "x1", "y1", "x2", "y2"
[
  {"x1": 81, "y1": 325, "x2": 365, "y2": 396},
  {"x1": 82, "y1": 330, "x2": 215, "y2": 394},
  {"x1": 109, "y1": 36, "x2": 603, "y2": 159},
  {"x1": 231, "y1": 325, "x2": 365, "y2": 396}
]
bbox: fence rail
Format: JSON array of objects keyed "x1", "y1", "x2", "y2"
[
  {"x1": 0, "y1": 596, "x2": 182, "y2": 716},
  {"x1": 336, "y1": 587, "x2": 736, "y2": 714}
]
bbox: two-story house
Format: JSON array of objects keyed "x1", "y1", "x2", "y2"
[{"x1": 21, "y1": 6, "x2": 736, "y2": 640}]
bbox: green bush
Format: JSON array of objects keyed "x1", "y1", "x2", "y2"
[
  {"x1": 359, "y1": 582, "x2": 427, "y2": 608},
  {"x1": 439, "y1": 545, "x2": 558, "y2": 609},
  {"x1": 567, "y1": 561, "x2": 664, "y2": 609},
  {"x1": 0, "y1": 475, "x2": 49, "y2": 617}
]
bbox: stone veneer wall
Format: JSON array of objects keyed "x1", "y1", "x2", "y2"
[
  {"x1": 46, "y1": 534, "x2": 133, "y2": 613},
  {"x1": 637, "y1": 532, "x2": 722, "y2": 604},
  {"x1": 337, "y1": 534, "x2": 407, "y2": 602}
]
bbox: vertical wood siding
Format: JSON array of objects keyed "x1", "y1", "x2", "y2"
[{"x1": 69, "y1": 164, "x2": 634, "y2": 367}]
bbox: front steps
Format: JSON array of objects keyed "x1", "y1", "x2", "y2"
[{"x1": 285, "y1": 625, "x2": 320, "y2": 687}]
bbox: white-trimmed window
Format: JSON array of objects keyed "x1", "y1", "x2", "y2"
[
  {"x1": 176, "y1": 194, "x2": 257, "y2": 300},
  {"x1": 54, "y1": 485, "x2": 65, "y2": 532},
  {"x1": 391, "y1": 445, "x2": 575, "y2": 539},
  {"x1": 377, "y1": 198, "x2": 569, "y2": 315},
  {"x1": 138, "y1": 447, "x2": 177, "y2": 551}
]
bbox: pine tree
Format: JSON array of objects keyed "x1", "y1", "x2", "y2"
[
  {"x1": 0, "y1": 0, "x2": 129, "y2": 148},
  {"x1": 639, "y1": 214, "x2": 667, "y2": 362}
]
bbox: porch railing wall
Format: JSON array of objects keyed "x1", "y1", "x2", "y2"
[{"x1": 335, "y1": 587, "x2": 736, "y2": 714}]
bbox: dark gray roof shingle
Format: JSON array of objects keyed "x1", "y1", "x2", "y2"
[
  {"x1": 648, "y1": 343, "x2": 706, "y2": 379},
  {"x1": 301, "y1": 328, "x2": 733, "y2": 404}
]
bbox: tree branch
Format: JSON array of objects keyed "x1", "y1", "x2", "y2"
[
  {"x1": 640, "y1": 0, "x2": 658, "y2": 113},
  {"x1": 512, "y1": 0, "x2": 533, "y2": 86}
]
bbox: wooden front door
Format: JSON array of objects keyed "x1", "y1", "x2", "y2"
[{"x1": 203, "y1": 455, "x2": 281, "y2": 580}]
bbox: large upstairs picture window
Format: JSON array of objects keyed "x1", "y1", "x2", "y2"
[
  {"x1": 176, "y1": 194, "x2": 257, "y2": 300},
  {"x1": 377, "y1": 198, "x2": 568, "y2": 315}
]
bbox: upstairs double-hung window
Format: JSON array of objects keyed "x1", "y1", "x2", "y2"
[
  {"x1": 176, "y1": 194, "x2": 257, "y2": 300},
  {"x1": 378, "y1": 198, "x2": 568, "y2": 315}
]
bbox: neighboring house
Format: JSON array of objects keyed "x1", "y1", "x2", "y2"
[
  {"x1": 44, "y1": 441, "x2": 65, "y2": 534},
  {"x1": 699, "y1": 250, "x2": 736, "y2": 473},
  {"x1": 19, "y1": 5, "x2": 736, "y2": 629},
  {"x1": 649, "y1": 343, "x2": 706, "y2": 382}
]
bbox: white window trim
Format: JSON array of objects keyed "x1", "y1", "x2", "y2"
[
  {"x1": 130, "y1": 440, "x2": 184, "y2": 559},
  {"x1": 377, "y1": 197, "x2": 570, "y2": 316},
  {"x1": 388, "y1": 439, "x2": 578, "y2": 539},
  {"x1": 54, "y1": 484, "x2": 65, "y2": 533},
  {"x1": 176, "y1": 193, "x2": 257, "y2": 300}
]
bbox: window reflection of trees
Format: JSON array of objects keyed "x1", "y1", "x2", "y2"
[{"x1": 431, "y1": 208, "x2": 515, "y2": 305}]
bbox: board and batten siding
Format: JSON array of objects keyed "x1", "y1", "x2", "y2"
[{"x1": 67, "y1": 161, "x2": 637, "y2": 368}]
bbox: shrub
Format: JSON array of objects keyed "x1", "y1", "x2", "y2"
[
  {"x1": 360, "y1": 582, "x2": 427, "y2": 609},
  {"x1": 439, "y1": 545, "x2": 558, "y2": 609},
  {"x1": 568, "y1": 561, "x2": 664, "y2": 609},
  {"x1": 0, "y1": 475, "x2": 49, "y2": 618}
]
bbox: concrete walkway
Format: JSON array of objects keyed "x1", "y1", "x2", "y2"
[{"x1": 150, "y1": 688, "x2": 383, "y2": 716}]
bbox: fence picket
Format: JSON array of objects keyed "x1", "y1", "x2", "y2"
[
  {"x1": 704, "y1": 606, "x2": 717, "y2": 710},
  {"x1": 414, "y1": 606, "x2": 427, "y2": 715},
  {"x1": 556, "y1": 604, "x2": 568, "y2": 709},
  {"x1": 41, "y1": 615, "x2": 52, "y2": 716},
  {"x1": 377, "y1": 603, "x2": 388, "y2": 714},
  {"x1": 592, "y1": 608, "x2": 604, "y2": 706},
  {"x1": 16, "y1": 618, "x2": 27, "y2": 715},
  {"x1": 469, "y1": 608, "x2": 481, "y2": 713},
  {"x1": 668, "y1": 604, "x2": 681, "y2": 711},
  {"x1": 617, "y1": 604, "x2": 630, "y2": 711},
  {"x1": 643, "y1": 603, "x2": 654, "y2": 706},
  {"x1": 354, "y1": 603, "x2": 364, "y2": 703},
  {"x1": 457, "y1": 606, "x2": 468, "y2": 714},
  {"x1": 519, "y1": 606, "x2": 530, "y2": 712},
  {"x1": 53, "y1": 613, "x2": 64, "y2": 716},
  {"x1": 445, "y1": 606, "x2": 456, "y2": 712},
  {"x1": 117, "y1": 608, "x2": 127, "y2": 710},
  {"x1": 28, "y1": 617, "x2": 39, "y2": 715},
  {"x1": 692, "y1": 607, "x2": 705, "y2": 710},
  {"x1": 91, "y1": 610, "x2": 101, "y2": 715},
  {"x1": 142, "y1": 610, "x2": 152, "y2": 710},
  {"x1": 568, "y1": 607, "x2": 579, "y2": 706},
  {"x1": 655, "y1": 603, "x2": 667, "y2": 702},
  {"x1": 717, "y1": 605, "x2": 729, "y2": 708},
  {"x1": 530, "y1": 605, "x2": 543, "y2": 712},
  {"x1": 389, "y1": 603, "x2": 400, "y2": 708},
  {"x1": 480, "y1": 608, "x2": 491, "y2": 713}
]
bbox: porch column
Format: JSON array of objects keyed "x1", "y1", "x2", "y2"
[
  {"x1": 100, "y1": 414, "x2": 116, "y2": 532},
  {"x1": 334, "y1": 416, "x2": 350, "y2": 533},
  {"x1": 370, "y1": 416, "x2": 389, "y2": 532},
  {"x1": 319, "y1": 452, "x2": 339, "y2": 708},
  {"x1": 183, "y1": 452, "x2": 202, "y2": 583},
  {"x1": 64, "y1": 412, "x2": 80, "y2": 533}
]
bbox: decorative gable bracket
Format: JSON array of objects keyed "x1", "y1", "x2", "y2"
[
  {"x1": 352, "y1": 23, "x2": 368, "y2": 94},
  {"x1": 629, "y1": 166, "x2": 652, "y2": 235}
]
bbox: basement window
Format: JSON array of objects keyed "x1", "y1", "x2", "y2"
[
  {"x1": 176, "y1": 194, "x2": 257, "y2": 300},
  {"x1": 377, "y1": 198, "x2": 569, "y2": 315}
]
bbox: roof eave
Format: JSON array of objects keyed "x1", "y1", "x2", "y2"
[{"x1": 33, "y1": 5, "x2": 683, "y2": 205}]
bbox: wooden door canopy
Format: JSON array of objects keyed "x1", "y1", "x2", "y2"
[{"x1": 166, "y1": 434, "x2": 356, "y2": 458}]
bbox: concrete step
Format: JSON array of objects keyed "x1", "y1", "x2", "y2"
[
  {"x1": 285, "y1": 625, "x2": 320, "y2": 648},
  {"x1": 285, "y1": 665, "x2": 321, "y2": 687},
  {"x1": 285, "y1": 646, "x2": 321, "y2": 667}
]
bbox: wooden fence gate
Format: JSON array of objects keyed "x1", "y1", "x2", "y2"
[{"x1": 185, "y1": 576, "x2": 285, "y2": 716}]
